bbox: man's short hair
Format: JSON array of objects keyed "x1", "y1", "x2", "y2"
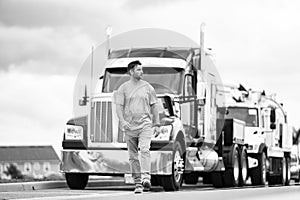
[{"x1": 127, "y1": 60, "x2": 142, "y2": 72}]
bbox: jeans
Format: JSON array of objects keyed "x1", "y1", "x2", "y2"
[{"x1": 125, "y1": 126, "x2": 152, "y2": 184}]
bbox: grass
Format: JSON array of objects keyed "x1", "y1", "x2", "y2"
[{"x1": 0, "y1": 174, "x2": 65, "y2": 183}]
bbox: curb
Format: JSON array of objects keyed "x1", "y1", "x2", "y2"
[{"x1": 0, "y1": 178, "x2": 125, "y2": 192}]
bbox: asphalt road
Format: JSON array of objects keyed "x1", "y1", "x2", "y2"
[{"x1": 1, "y1": 182, "x2": 300, "y2": 200}]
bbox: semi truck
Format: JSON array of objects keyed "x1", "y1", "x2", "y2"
[
  {"x1": 60, "y1": 28, "x2": 287, "y2": 191},
  {"x1": 217, "y1": 85, "x2": 293, "y2": 186}
]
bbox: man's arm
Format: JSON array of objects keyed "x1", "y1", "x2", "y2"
[
  {"x1": 116, "y1": 104, "x2": 125, "y2": 124},
  {"x1": 151, "y1": 103, "x2": 160, "y2": 137},
  {"x1": 151, "y1": 103, "x2": 160, "y2": 126},
  {"x1": 117, "y1": 104, "x2": 130, "y2": 131},
  {"x1": 116, "y1": 104, "x2": 131, "y2": 130},
  {"x1": 114, "y1": 87, "x2": 131, "y2": 131}
]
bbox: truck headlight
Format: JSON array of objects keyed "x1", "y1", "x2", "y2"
[
  {"x1": 152, "y1": 125, "x2": 172, "y2": 141},
  {"x1": 64, "y1": 125, "x2": 83, "y2": 140}
]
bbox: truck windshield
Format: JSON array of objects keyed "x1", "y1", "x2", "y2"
[
  {"x1": 102, "y1": 67, "x2": 184, "y2": 94},
  {"x1": 224, "y1": 107, "x2": 259, "y2": 127}
]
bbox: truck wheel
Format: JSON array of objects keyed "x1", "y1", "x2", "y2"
[
  {"x1": 211, "y1": 172, "x2": 223, "y2": 188},
  {"x1": 151, "y1": 175, "x2": 161, "y2": 186},
  {"x1": 239, "y1": 146, "x2": 248, "y2": 186},
  {"x1": 269, "y1": 157, "x2": 291, "y2": 186},
  {"x1": 296, "y1": 172, "x2": 300, "y2": 183},
  {"x1": 65, "y1": 173, "x2": 89, "y2": 190},
  {"x1": 184, "y1": 172, "x2": 199, "y2": 184},
  {"x1": 202, "y1": 174, "x2": 212, "y2": 184},
  {"x1": 280, "y1": 157, "x2": 287, "y2": 185},
  {"x1": 282, "y1": 157, "x2": 291, "y2": 186},
  {"x1": 268, "y1": 176, "x2": 279, "y2": 185},
  {"x1": 223, "y1": 146, "x2": 240, "y2": 187},
  {"x1": 250, "y1": 152, "x2": 267, "y2": 186},
  {"x1": 161, "y1": 141, "x2": 184, "y2": 191}
]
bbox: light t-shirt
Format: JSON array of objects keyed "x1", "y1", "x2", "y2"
[{"x1": 114, "y1": 80, "x2": 158, "y2": 131}]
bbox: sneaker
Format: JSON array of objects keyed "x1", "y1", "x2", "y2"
[
  {"x1": 134, "y1": 184, "x2": 143, "y2": 194},
  {"x1": 142, "y1": 180, "x2": 151, "y2": 192}
]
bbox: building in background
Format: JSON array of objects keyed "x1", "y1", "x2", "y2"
[{"x1": 0, "y1": 146, "x2": 60, "y2": 179}]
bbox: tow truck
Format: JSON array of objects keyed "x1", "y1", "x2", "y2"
[{"x1": 217, "y1": 85, "x2": 292, "y2": 185}]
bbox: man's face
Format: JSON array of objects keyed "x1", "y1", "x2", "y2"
[{"x1": 131, "y1": 65, "x2": 143, "y2": 80}]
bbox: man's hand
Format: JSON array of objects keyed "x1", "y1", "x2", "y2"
[
  {"x1": 153, "y1": 125, "x2": 161, "y2": 137},
  {"x1": 120, "y1": 121, "x2": 131, "y2": 131}
]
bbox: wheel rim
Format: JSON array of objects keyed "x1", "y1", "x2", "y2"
[
  {"x1": 241, "y1": 150, "x2": 248, "y2": 181},
  {"x1": 282, "y1": 158, "x2": 287, "y2": 183},
  {"x1": 287, "y1": 159, "x2": 291, "y2": 183},
  {"x1": 233, "y1": 149, "x2": 240, "y2": 184},
  {"x1": 174, "y1": 150, "x2": 184, "y2": 183},
  {"x1": 261, "y1": 153, "x2": 267, "y2": 184}
]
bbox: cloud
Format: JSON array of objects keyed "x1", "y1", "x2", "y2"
[
  {"x1": 0, "y1": 69, "x2": 74, "y2": 126},
  {"x1": 0, "y1": 0, "x2": 106, "y2": 27},
  {"x1": 0, "y1": 0, "x2": 121, "y2": 40},
  {"x1": 0, "y1": 0, "x2": 138, "y2": 75},
  {"x1": 0, "y1": 68, "x2": 75, "y2": 154},
  {"x1": 0, "y1": 25, "x2": 93, "y2": 74}
]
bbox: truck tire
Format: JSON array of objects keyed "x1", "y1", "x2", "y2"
[
  {"x1": 202, "y1": 174, "x2": 212, "y2": 184},
  {"x1": 268, "y1": 157, "x2": 291, "y2": 186},
  {"x1": 285, "y1": 157, "x2": 291, "y2": 186},
  {"x1": 239, "y1": 146, "x2": 248, "y2": 186},
  {"x1": 184, "y1": 172, "x2": 199, "y2": 184},
  {"x1": 211, "y1": 172, "x2": 223, "y2": 188},
  {"x1": 280, "y1": 157, "x2": 287, "y2": 185},
  {"x1": 65, "y1": 173, "x2": 89, "y2": 190},
  {"x1": 281, "y1": 157, "x2": 290, "y2": 186},
  {"x1": 296, "y1": 172, "x2": 300, "y2": 183},
  {"x1": 151, "y1": 175, "x2": 161, "y2": 186},
  {"x1": 161, "y1": 141, "x2": 184, "y2": 191},
  {"x1": 222, "y1": 146, "x2": 240, "y2": 187},
  {"x1": 250, "y1": 152, "x2": 267, "y2": 186},
  {"x1": 267, "y1": 176, "x2": 279, "y2": 185}
]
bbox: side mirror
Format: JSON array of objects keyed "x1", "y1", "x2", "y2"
[
  {"x1": 79, "y1": 96, "x2": 89, "y2": 106},
  {"x1": 163, "y1": 96, "x2": 174, "y2": 116},
  {"x1": 270, "y1": 123, "x2": 276, "y2": 129},
  {"x1": 270, "y1": 108, "x2": 276, "y2": 123},
  {"x1": 79, "y1": 85, "x2": 89, "y2": 106},
  {"x1": 270, "y1": 108, "x2": 276, "y2": 129}
]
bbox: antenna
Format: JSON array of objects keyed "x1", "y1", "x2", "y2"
[
  {"x1": 106, "y1": 25, "x2": 112, "y2": 58},
  {"x1": 79, "y1": 46, "x2": 93, "y2": 106},
  {"x1": 91, "y1": 46, "x2": 94, "y2": 89},
  {"x1": 91, "y1": 46, "x2": 94, "y2": 95},
  {"x1": 200, "y1": 23, "x2": 205, "y2": 71}
]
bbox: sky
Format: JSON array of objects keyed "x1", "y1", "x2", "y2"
[{"x1": 0, "y1": 0, "x2": 300, "y2": 156}]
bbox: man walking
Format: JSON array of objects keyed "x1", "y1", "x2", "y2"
[{"x1": 115, "y1": 60, "x2": 160, "y2": 194}]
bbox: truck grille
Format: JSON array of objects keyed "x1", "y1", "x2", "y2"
[
  {"x1": 91, "y1": 101, "x2": 113, "y2": 142},
  {"x1": 90, "y1": 101, "x2": 126, "y2": 143}
]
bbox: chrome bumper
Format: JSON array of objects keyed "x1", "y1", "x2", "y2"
[{"x1": 61, "y1": 149, "x2": 173, "y2": 175}]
